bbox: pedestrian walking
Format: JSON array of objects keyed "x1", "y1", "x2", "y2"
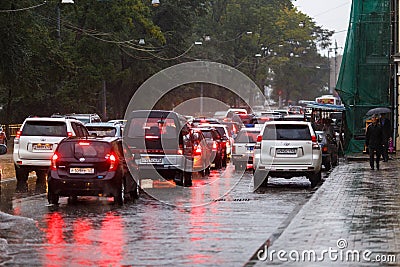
[
  {"x1": 379, "y1": 113, "x2": 391, "y2": 162},
  {"x1": 365, "y1": 114, "x2": 383, "y2": 170}
]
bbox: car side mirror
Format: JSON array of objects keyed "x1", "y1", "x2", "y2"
[
  {"x1": 0, "y1": 144, "x2": 7, "y2": 155},
  {"x1": 317, "y1": 135, "x2": 323, "y2": 142}
]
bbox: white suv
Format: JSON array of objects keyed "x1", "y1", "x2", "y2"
[
  {"x1": 13, "y1": 117, "x2": 89, "y2": 185},
  {"x1": 253, "y1": 121, "x2": 322, "y2": 189}
]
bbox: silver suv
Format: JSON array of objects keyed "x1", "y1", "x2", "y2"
[
  {"x1": 253, "y1": 121, "x2": 322, "y2": 189},
  {"x1": 13, "y1": 117, "x2": 89, "y2": 186}
]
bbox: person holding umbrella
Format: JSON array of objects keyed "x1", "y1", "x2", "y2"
[
  {"x1": 379, "y1": 113, "x2": 391, "y2": 162},
  {"x1": 365, "y1": 114, "x2": 384, "y2": 170}
]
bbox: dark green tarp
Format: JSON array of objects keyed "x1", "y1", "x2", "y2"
[{"x1": 335, "y1": 0, "x2": 392, "y2": 154}]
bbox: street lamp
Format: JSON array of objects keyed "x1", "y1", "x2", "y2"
[{"x1": 57, "y1": 0, "x2": 74, "y2": 42}]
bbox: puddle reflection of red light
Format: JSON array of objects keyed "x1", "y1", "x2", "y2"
[
  {"x1": 73, "y1": 218, "x2": 92, "y2": 245},
  {"x1": 42, "y1": 211, "x2": 124, "y2": 266}
]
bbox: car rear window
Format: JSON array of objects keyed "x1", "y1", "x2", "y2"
[
  {"x1": 263, "y1": 124, "x2": 311, "y2": 140},
  {"x1": 127, "y1": 117, "x2": 177, "y2": 138},
  {"x1": 58, "y1": 141, "x2": 111, "y2": 158},
  {"x1": 235, "y1": 131, "x2": 259, "y2": 143},
  {"x1": 87, "y1": 126, "x2": 116, "y2": 137},
  {"x1": 22, "y1": 121, "x2": 67, "y2": 136},
  {"x1": 200, "y1": 130, "x2": 212, "y2": 139},
  {"x1": 214, "y1": 126, "x2": 227, "y2": 138}
]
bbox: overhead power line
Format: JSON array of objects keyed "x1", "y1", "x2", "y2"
[{"x1": 0, "y1": 1, "x2": 47, "y2": 13}]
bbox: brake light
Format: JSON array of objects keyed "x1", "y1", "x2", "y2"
[
  {"x1": 257, "y1": 135, "x2": 262, "y2": 142},
  {"x1": 51, "y1": 153, "x2": 59, "y2": 170},
  {"x1": 312, "y1": 135, "x2": 319, "y2": 149},
  {"x1": 194, "y1": 145, "x2": 202, "y2": 156},
  {"x1": 105, "y1": 153, "x2": 118, "y2": 171},
  {"x1": 322, "y1": 146, "x2": 328, "y2": 152},
  {"x1": 15, "y1": 130, "x2": 22, "y2": 140},
  {"x1": 212, "y1": 141, "x2": 218, "y2": 151},
  {"x1": 78, "y1": 141, "x2": 90, "y2": 146},
  {"x1": 67, "y1": 132, "x2": 73, "y2": 137}
]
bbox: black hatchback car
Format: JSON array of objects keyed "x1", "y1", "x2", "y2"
[{"x1": 47, "y1": 136, "x2": 139, "y2": 205}]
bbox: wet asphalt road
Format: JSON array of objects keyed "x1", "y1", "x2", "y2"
[{"x1": 0, "y1": 164, "x2": 326, "y2": 266}]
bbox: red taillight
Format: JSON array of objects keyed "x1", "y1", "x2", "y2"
[
  {"x1": 51, "y1": 153, "x2": 59, "y2": 170},
  {"x1": 78, "y1": 141, "x2": 90, "y2": 146},
  {"x1": 322, "y1": 146, "x2": 328, "y2": 152},
  {"x1": 194, "y1": 145, "x2": 202, "y2": 156},
  {"x1": 212, "y1": 141, "x2": 218, "y2": 151},
  {"x1": 257, "y1": 135, "x2": 262, "y2": 142},
  {"x1": 67, "y1": 132, "x2": 73, "y2": 137},
  {"x1": 106, "y1": 153, "x2": 118, "y2": 171},
  {"x1": 312, "y1": 136, "x2": 319, "y2": 149},
  {"x1": 15, "y1": 130, "x2": 22, "y2": 140}
]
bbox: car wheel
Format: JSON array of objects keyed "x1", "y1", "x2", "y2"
[
  {"x1": 15, "y1": 165, "x2": 29, "y2": 183},
  {"x1": 67, "y1": 195, "x2": 78, "y2": 204},
  {"x1": 309, "y1": 171, "x2": 321, "y2": 188},
  {"x1": 47, "y1": 185, "x2": 59, "y2": 205},
  {"x1": 222, "y1": 154, "x2": 227, "y2": 167},
  {"x1": 36, "y1": 170, "x2": 47, "y2": 184},
  {"x1": 183, "y1": 171, "x2": 192, "y2": 187},
  {"x1": 253, "y1": 170, "x2": 268, "y2": 189},
  {"x1": 115, "y1": 180, "x2": 125, "y2": 205},
  {"x1": 332, "y1": 153, "x2": 339, "y2": 166},
  {"x1": 205, "y1": 166, "x2": 211, "y2": 175},
  {"x1": 325, "y1": 156, "x2": 331, "y2": 170},
  {"x1": 130, "y1": 180, "x2": 140, "y2": 199},
  {"x1": 214, "y1": 156, "x2": 222, "y2": 169}
]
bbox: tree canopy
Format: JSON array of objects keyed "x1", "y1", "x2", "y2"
[{"x1": 0, "y1": 0, "x2": 333, "y2": 123}]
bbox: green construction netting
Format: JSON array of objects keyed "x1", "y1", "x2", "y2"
[{"x1": 335, "y1": 0, "x2": 392, "y2": 154}]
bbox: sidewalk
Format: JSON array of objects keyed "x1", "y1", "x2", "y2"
[{"x1": 248, "y1": 158, "x2": 400, "y2": 266}]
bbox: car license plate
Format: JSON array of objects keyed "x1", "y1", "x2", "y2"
[
  {"x1": 141, "y1": 157, "x2": 163, "y2": 164},
  {"x1": 276, "y1": 148, "x2": 297, "y2": 154},
  {"x1": 33, "y1": 143, "x2": 53, "y2": 151},
  {"x1": 70, "y1": 168, "x2": 95, "y2": 174},
  {"x1": 247, "y1": 146, "x2": 254, "y2": 151}
]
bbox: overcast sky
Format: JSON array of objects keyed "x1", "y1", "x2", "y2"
[{"x1": 293, "y1": 0, "x2": 352, "y2": 56}]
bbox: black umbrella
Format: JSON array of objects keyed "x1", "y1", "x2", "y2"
[{"x1": 366, "y1": 107, "x2": 391, "y2": 116}]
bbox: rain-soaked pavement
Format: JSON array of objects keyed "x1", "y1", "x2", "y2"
[
  {"x1": 0, "y1": 159, "x2": 320, "y2": 267},
  {"x1": 7, "y1": 153, "x2": 400, "y2": 266},
  {"x1": 249, "y1": 158, "x2": 400, "y2": 266}
]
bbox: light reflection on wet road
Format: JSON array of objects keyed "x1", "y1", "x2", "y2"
[{"x1": 0, "y1": 164, "x2": 321, "y2": 266}]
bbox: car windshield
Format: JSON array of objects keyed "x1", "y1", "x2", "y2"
[
  {"x1": 263, "y1": 124, "x2": 311, "y2": 140},
  {"x1": 22, "y1": 121, "x2": 67, "y2": 136},
  {"x1": 235, "y1": 131, "x2": 259, "y2": 143}
]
